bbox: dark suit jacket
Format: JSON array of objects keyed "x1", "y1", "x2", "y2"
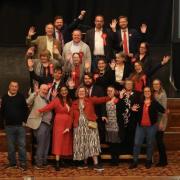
[
  {"x1": 84, "y1": 28, "x2": 114, "y2": 61},
  {"x1": 91, "y1": 85, "x2": 107, "y2": 117},
  {"x1": 54, "y1": 18, "x2": 82, "y2": 43},
  {"x1": 114, "y1": 28, "x2": 146, "y2": 55}
]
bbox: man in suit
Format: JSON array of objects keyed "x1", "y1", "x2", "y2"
[
  {"x1": 54, "y1": 10, "x2": 86, "y2": 47},
  {"x1": 112, "y1": 16, "x2": 147, "y2": 58},
  {"x1": 84, "y1": 15, "x2": 114, "y2": 72},
  {"x1": 62, "y1": 29, "x2": 91, "y2": 72},
  {"x1": 26, "y1": 84, "x2": 53, "y2": 169},
  {"x1": 26, "y1": 23, "x2": 62, "y2": 59}
]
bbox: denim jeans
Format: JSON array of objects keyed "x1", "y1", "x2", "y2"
[
  {"x1": 5, "y1": 126, "x2": 26, "y2": 165},
  {"x1": 133, "y1": 124, "x2": 157, "y2": 162},
  {"x1": 33, "y1": 122, "x2": 51, "y2": 166}
]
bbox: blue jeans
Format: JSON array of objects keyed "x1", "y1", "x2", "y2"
[
  {"x1": 133, "y1": 124, "x2": 157, "y2": 162},
  {"x1": 5, "y1": 126, "x2": 26, "y2": 165},
  {"x1": 33, "y1": 122, "x2": 51, "y2": 166}
]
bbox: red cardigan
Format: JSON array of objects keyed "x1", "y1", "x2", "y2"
[{"x1": 71, "y1": 96, "x2": 110, "y2": 128}]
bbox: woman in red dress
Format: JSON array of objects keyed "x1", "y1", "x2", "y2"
[{"x1": 39, "y1": 85, "x2": 72, "y2": 171}]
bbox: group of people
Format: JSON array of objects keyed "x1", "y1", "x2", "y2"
[{"x1": 0, "y1": 10, "x2": 170, "y2": 172}]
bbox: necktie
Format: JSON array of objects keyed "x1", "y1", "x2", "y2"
[
  {"x1": 49, "y1": 82, "x2": 57, "y2": 101},
  {"x1": 123, "y1": 30, "x2": 128, "y2": 54},
  {"x1": 58, "y1": 31, "x2": 64, "y2": 48}
]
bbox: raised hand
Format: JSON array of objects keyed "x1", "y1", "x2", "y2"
[
  {"x1": 110, "y1": 19, "x2": 117, "y2": 32},
  {"x1": 79, "y1": 10, "x2": 86, "y2": 20},
  {"x1": 51, "y1": 89, "x2": 58, "y2": 98},
  {"x1": 131, "y1": 104, "x2": 140, "y2": 112},
  {"x1": 109, "y1": 59, "x2": 116, "y2": 70},
  {"x1": 161, "y1": 55, "x2": 171, "y2": 65},
  {"x1": 119, "y1": 89, "x2": 126, "y2": 99},
  {"x1": 28, "y1": 26, "x2": 36, "y2": 37},
  {"x1": 140, "y1": 23, "x2": 147, "y2": 33}
]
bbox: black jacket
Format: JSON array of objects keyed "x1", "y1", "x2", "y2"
[
  {"x1": 85, "y1": 28, "x2": 114, "y2": 61},
  {"x1": 136, "y1": 100, "x2": 165, "y2": 125}
]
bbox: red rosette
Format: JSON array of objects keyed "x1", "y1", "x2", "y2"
[
  {"x1": 49, "y1": 63, "x2": 54, "y2": 75},
  {"x1": 71, "y1": 70, "x2": 76, "y2": 81},
  {"x1": 101, "y1": 33, "x2": 107, "y2": 46}
]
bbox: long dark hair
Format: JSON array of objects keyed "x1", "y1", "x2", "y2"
[{"x1": 57, "y1": 85, "x2": 72, "y2": 106}]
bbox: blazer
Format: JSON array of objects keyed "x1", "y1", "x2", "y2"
[
  {"x1": 26, "y1": 93, "x2": 52, "y2": 129},
  {"x1": 62, "y1": 40, "x2": 91, "y2": 71},
  {"x1": 154, "y1": 90, "x2": 168, "y2": 131},
  {"x1": 84, "y1": 28, "x2": 114, "y2": 61},
  {"x1": 31, "y1": 58, "x2": 61, "y2": 76},
  {"x1": 70, "y1": 96, "x2": 110, "y2": 128},
  {"x1": 114, "y1": 28, "x2": 146, "y2": 55},
  {"x1": 54, "y1": 18, "x2": 83, "y2": 43},
  {"x1": 26, "y1": 35, "x2": 62, "y2": 59}
]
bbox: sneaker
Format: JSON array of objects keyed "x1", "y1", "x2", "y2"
[
  {"x1": 93, "y1": 164, "x2": 104, "y2": 171},
  {"x1": 34, "y1": 165, "x2": 45, "y2": 170},
  {"x1": 145, "y1": 160, "x2": 152, "y2": 169},
  {"x1": 19, "y1": 164, "x2": 27, "y2": 171},
  {"x1": 77, "y1": 164, "x2": 88, "y2": 169},
  {"x1": 129, "y1": 162, "x2": 138, "y2": 169}
]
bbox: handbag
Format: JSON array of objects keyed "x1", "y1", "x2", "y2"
[{"x1": 88, "y1": 121, "x2": 97, "y2": 129}]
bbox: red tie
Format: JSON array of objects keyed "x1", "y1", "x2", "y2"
[
  {"x1": 58, "y1": 31, "x2": 64, "y2": 48},
  {"x1": 123, "y1": 30, "x2": 128, "y2": 54}
]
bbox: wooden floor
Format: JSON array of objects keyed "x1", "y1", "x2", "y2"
[{"x1": 1, "y1": 176, "x2": 180, "y2": 180}]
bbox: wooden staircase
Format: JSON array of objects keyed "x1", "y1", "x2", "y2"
[{"x1": 164, "y1": 98, "x2": 180, "y2": 150}]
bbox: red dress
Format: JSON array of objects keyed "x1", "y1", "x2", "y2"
[{"x1": 39, "y1": 98, "x2": 72, "y2": 156}]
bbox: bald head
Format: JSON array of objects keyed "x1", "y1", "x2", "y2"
[{"x1": 39, "y1": 84, "x2": 49, "y2": 96}]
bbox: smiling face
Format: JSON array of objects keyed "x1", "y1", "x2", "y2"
[
  {"x1": 39, "y1": 84, "x2": 49, "y2": 96},
  {"x1": 134, "y1": 62, "x2": 143, "y2": 73},
  {"x1": 72, "y1": 53, "x2": 80, "y2": 65},
  {"x1": 139, "y1": 42, "x2": 148, "y2": 55},
  {"x1": 115, "y1": 53, "x2": 125, "y2": 64},
  {"x1": 45, "y1": 24, "x2": 54, "y2": 36},
  {"x1": 119, "y1": 17, "x2": 128, "y2": 30},
  {"x1": 53, "y1": 69, "x2": 62, "y2": 81},
  {"x1": 95, "y1": 16, "x2": 104, "y2": 29},
  {"x1": 54, "y1": 18, "x2": 64, "y2": 30},
  {"x1": 97, "y1": 60, "x2": 106, "y2": 71},
  {"x1": 60, "y1": 86, "x2": 68, "y2": 97},
  {"x1": 152, "y1": 79, "x2": 161, "y2": 92},
  {"x1": 107, "y1": 87, "x2": 115, "y2": 98},
  {"x1": 77, "y1": 87, "x2": 87, "y2": 99},
  {"x1": 72, "y1": 30, "x2": 82, "y2": 43},
  {"x1": 9, "y1": 82, "x2": 19, "y2": 95},
  {"x1": 84, "y1": 75, "x2": 93, "y2": 87},
  {"x1": 143, "y1": 87, "x2": 151, "y2": 98},
  {"x1": 124, "y1": 80, "x2": 133, "y2": 91}
]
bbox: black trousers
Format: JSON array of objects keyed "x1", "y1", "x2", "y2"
[{"x1": 156, "y1": 131, "x2": 167, "y2": 164}]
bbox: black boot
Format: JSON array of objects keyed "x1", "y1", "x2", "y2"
[{"x1": 55, "y1": 160, "x2": 60, "y2": 171}]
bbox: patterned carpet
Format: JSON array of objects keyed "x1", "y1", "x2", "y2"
[{"x1": 0, "y1": 151, "x2": 180, "y2": 179}]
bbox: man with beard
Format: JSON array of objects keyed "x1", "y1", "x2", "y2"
[
  {"x1": 83, "y1": 73, "x2": 107, "y2": 144},
  {"x1": 54, "y1": 10, "x2": 86, "y2": 48}
]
